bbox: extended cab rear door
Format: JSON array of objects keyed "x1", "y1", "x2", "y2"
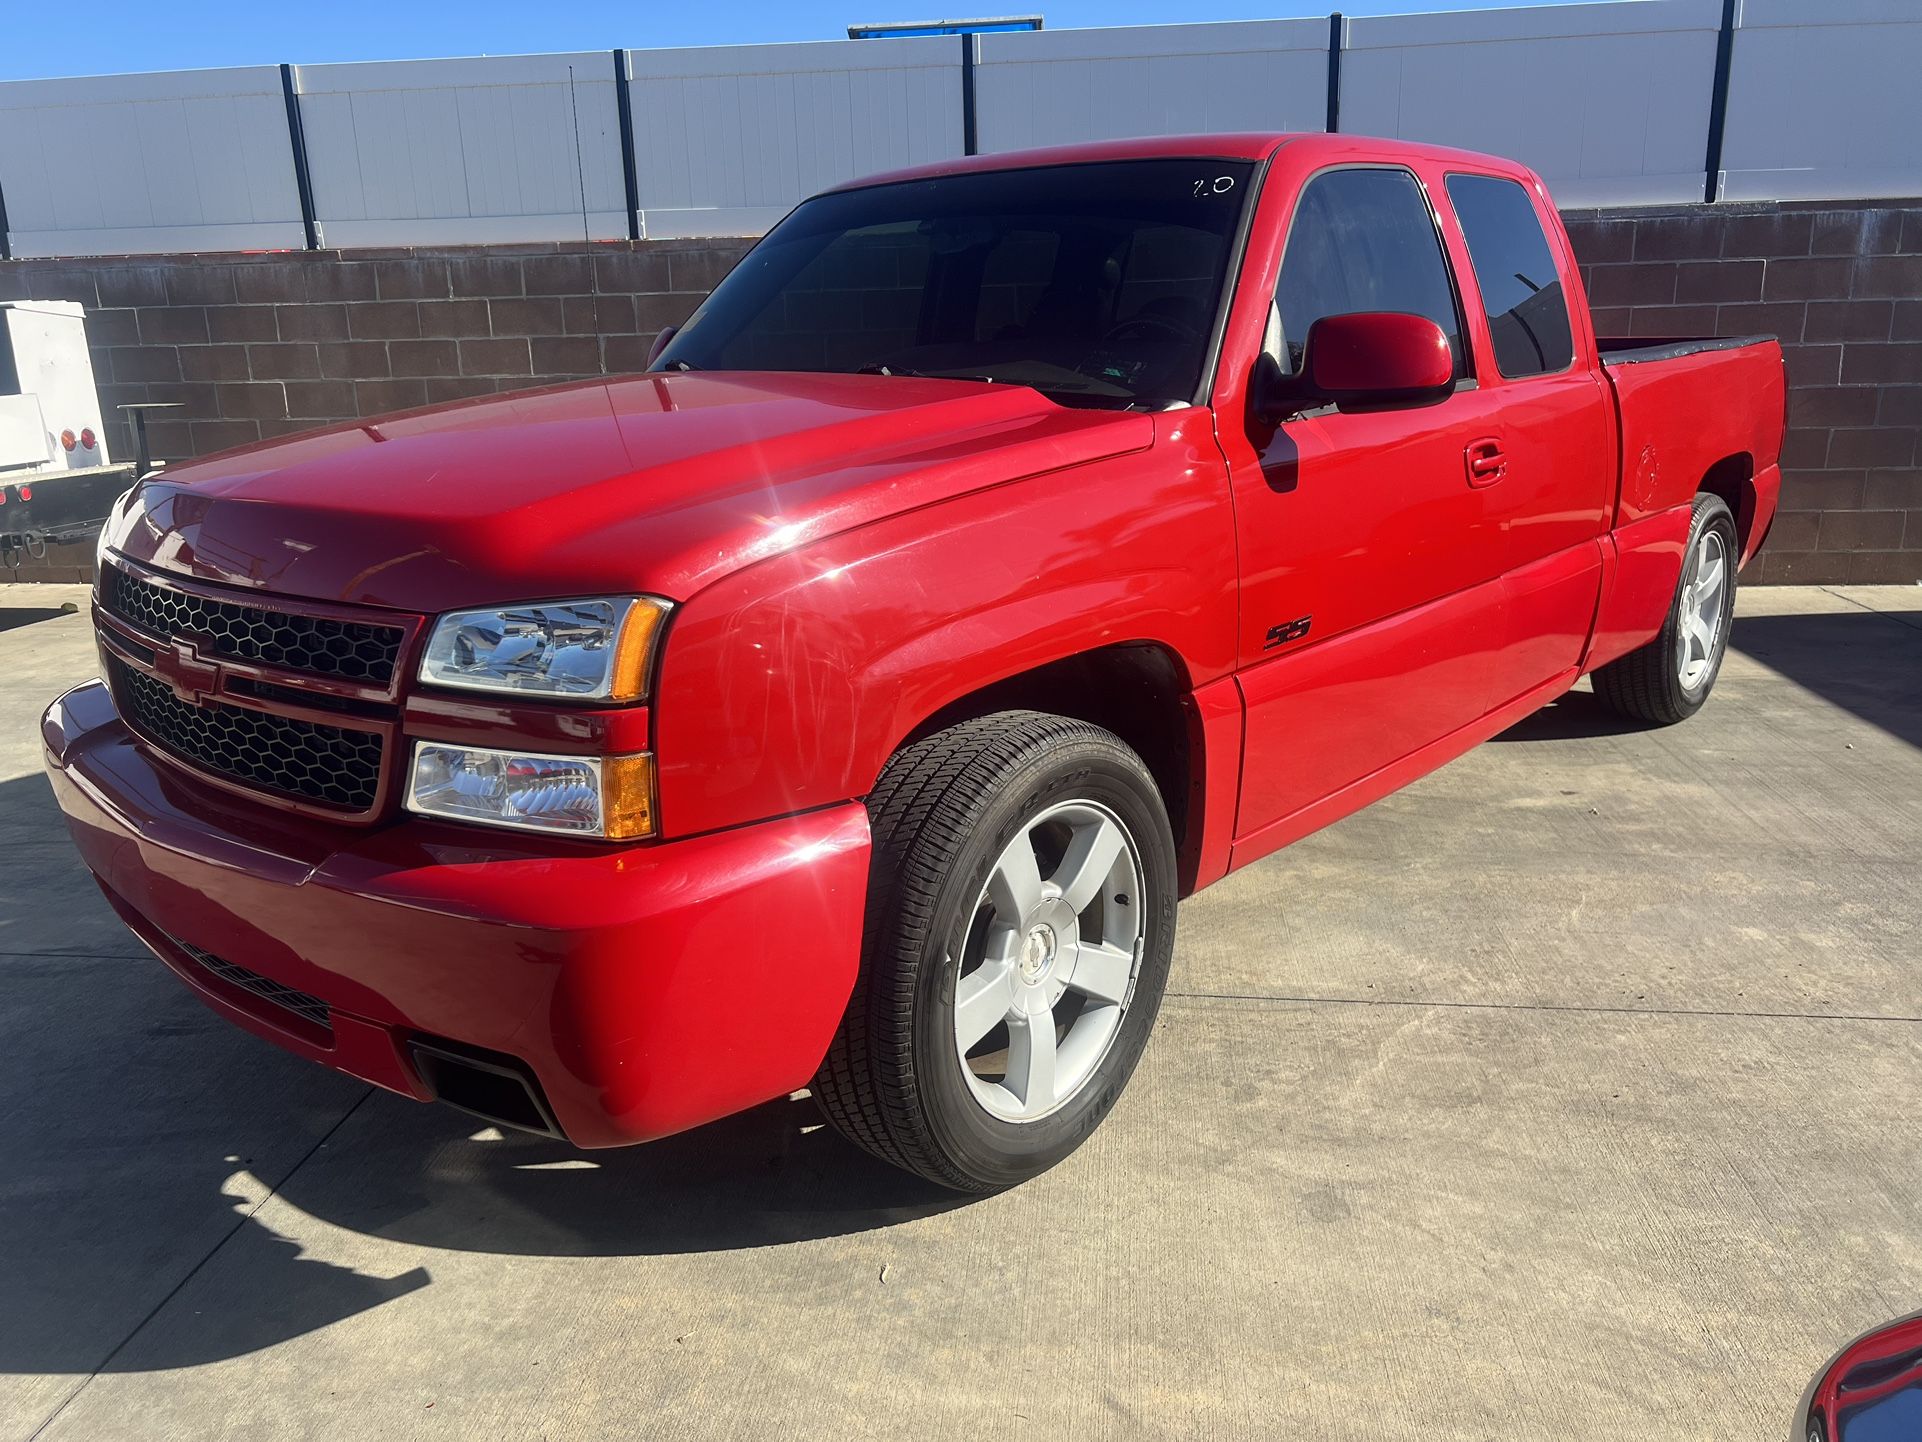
[{"x1": 1438, "y1": 170, "x2": 1614, "y2": 702}]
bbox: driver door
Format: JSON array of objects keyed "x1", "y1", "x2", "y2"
[{"x1": 1216, "y1": 163, "x2": 1513, "y2": 863}]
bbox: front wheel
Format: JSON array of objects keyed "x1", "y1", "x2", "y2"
[
  {"x1": 1592, "y1": 491, "x2": 1738, "y2": 725},
  {"x1": 813, "y1": 710, "x2": 1178, "y2": 1193}
]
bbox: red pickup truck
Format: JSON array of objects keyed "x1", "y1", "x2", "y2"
[{"x1": 44, "y1": 134, "x2": 1783, "y2": 1192}]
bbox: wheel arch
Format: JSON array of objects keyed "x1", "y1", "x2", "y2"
[
  {"x1": 892, "y1": 641, "x2": 1216, "y2": 895},
  {"x1": 1697, "y1": 452, "x2": 1756, "y2": 555}
]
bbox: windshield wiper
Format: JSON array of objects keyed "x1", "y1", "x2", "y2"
[{"x1": 855, "y1": 362, "x2": 1000, "y2": 385}]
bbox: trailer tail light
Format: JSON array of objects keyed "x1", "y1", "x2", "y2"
[
  {"x1": 60, "y1": 429, "x2": 77, "y2": 452},
  {"x1": 15, "y1": 485, "x2": 30, "y2": 501},
  {"x1": 81, "y1": 428, "x2": 97, "y2": 450}
]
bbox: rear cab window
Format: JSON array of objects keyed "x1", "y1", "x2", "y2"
[
  {"x1": 1445, "y1": 174, "x2": 1575, "y2": 379},
  {"x1": 1271, "y1": 166, "x2": 1467, "y2": 382}
]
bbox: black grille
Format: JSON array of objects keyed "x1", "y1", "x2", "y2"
[
  {"x1": 103, "y1": 565, "x2": 404, "y2": 685},
  {"x1": 110, "y1": 658, "x2": 384, "y2": 811},
  {"x1": 171, "y1": 935, "x2": 332, "y2": 1032}
]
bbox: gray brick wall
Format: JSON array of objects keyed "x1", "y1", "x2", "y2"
[
  {"x1": 0, "y1": 241, "x2": 745, "y2": 478},
  {"x1": 1563, "y1": 197, "x2": 1922, "y2": 585},
  {"x1": 0, "y1": 240, "x2": 746, "y2": 580},
  {"x1": 5, "y1": 197, "x2": 1920, "y2": 585}
]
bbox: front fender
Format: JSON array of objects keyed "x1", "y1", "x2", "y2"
[{"x1": 652, "y1": 419, "x2": 1238, "y2": 839}]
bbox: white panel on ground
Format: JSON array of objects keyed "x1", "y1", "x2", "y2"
[
  {"x1": 0, "y1": 67, "x2": 305, "y2": 258},
  {"x1": 294, "y1": 54, "x2": 629, "y2": 248},
  {"x1": 1341, "y1": 0, "x2": 1722, "y2": 208},
  {"x1": 1721, "y1": 0, "x2": 1922, "y2": 203},
  {"x1": 974, "y1": 21, "x2": 1329, "y2": 154},
  {"x1": 626, "y1": 39, "x2": 963, "y2": 239}
]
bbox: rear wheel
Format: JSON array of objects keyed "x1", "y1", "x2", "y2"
[
  {"x1": 1592, "y1": 491, "x2": 1738, "y2": 725},
  {"x1": 813, "y1": 710, "x2": 1177, "y2": 1193}
]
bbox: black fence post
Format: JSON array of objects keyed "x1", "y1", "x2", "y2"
[
  {"x1": 279, "y1": 63, "x2": 321, "y2": 250},
  {"x1": 613, "y1": 49, "x2": 641, "y2": 241},
  {"x1": 1701, "y1": 0, "x2": 1737, "y2": 204},
  {"x1": 1326, "y1": 13, "x2": 1344, "y2": 134},
  {"x1": 961, "y1": 33, "x2": 979, "y2": 156}
]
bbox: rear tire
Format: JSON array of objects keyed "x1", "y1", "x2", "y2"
[
  {"x1": 1592, "y1": 491, "x2": 1738, "y2": 725},
  {"x1": 813, "y1": 710, "x2": 1178, "y2": 1193}
]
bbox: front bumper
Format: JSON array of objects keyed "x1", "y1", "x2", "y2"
[{"x1": 43, "y1": 680, "x2": 871, "y2": 1147}]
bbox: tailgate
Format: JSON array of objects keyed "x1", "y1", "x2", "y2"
[
  {"x1": 0, "y1": 394, "x2": 50, "y2": 471},
  {"x1": 1, "y1": 464, "x2": 137, "y2": 540}
]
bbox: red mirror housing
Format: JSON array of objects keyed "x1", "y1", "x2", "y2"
[{"x1": 1304, "y1": 312, "x2": 1455, "y2": 408}]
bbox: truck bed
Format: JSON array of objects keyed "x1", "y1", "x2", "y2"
[
  {"x1": 1596, "y1": 333, "x2": 1786, "y2": 560},
  {"x1": 1, "y1": 464, "x2": 137, "y2": 551},
  {"x1": 1597, "y1": 334, "x2": 1775, "y2": 367}
]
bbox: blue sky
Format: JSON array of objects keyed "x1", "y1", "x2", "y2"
[{"x1": 4, "y1": 0, "x2": 1645, "y2": 81}]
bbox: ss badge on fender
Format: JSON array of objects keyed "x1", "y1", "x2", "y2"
[{"x1": 1263, "y1": 615, "x2": 1313, "y2": 650}]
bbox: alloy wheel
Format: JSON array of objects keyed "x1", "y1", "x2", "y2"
[
  {"x1": 952, "y1": 800, "x2": 1145, "y2": 1123},
  {"x1": 1677, "y1": 526, "x2": 1730, "y2": 693}
]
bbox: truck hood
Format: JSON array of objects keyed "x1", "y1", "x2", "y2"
[{"x1": 107, "y1": 372, "x2": 1155, "y2": 613}]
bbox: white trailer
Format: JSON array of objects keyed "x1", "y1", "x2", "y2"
[{"x1": 1, "y1": 300, "x2": 138, "y2": 562}]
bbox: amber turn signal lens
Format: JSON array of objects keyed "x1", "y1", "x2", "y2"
[
  {"x1": 609, "y1": 599, "x2": 669, "y2": 703},
  {"x1": 601, "y1": 752, "x2": 657, "y2": 840}
]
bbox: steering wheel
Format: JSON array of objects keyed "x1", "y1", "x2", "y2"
[{"x1": 1102, "y1": 312, "x2": 1204, "y2": 347}]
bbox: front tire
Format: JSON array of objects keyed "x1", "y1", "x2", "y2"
[
  {"x1": 813, "y1": 711, "x2": 1178, "y2": 1193},
  {"x1": 1592, "y1": 491, "x2": 1738, "y2": 725}
]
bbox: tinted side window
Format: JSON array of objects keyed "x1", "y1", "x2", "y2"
[
  {"x1": 1274, "y1": 168, "x2": 1463, "y2": 377},
  {"x1": 1446, "y1": 174, "x2": 1575, "y2": 378}
]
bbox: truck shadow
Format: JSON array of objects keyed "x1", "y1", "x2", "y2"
[
  {"x1": 1490, "y1": 605, "x2": 1922, "y2": 749},
  {"x1": 277, "y1": 1090, "x2": 967, "y2": 1259},
  {"x1": 1487, "y1": 683, "x2": 1649, "y2": 742},
  {"x1": 0, "y1": 772, "x2": 962, "y2": 1381},
  {"x1": 0, "y1": 603, "x2": 75, "y2": 633}
]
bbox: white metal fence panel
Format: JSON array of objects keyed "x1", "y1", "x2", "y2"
[
  {"x1": 0, "y1": 66, "x2": 304, "y2": 258},
  {"x1": 294, "y1": 54, "x2": 629, "y2": 247},
  {"x1": 974, "y1": 21, "x2": 1330, "y2": 155},
  {"x1": 1720, "y1": 0, "x2": 1922, "y2": 203},
  {"x1": 10, "y1": 2, "x2": 1922, "y2": 260},
  {"x1": 626, "y1": 39, "x2": 964, "y2": 238},
  {"x1": 1340, "y1": 0, "x2": 1722, "y2": 208}
]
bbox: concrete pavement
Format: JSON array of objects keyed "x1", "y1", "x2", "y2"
[{"x1": 2, "y1": 581, "x2": 1917, "y2": 1440}]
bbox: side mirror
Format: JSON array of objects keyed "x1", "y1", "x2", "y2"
[
  {"x1": 1251, "y1": 312, "x2": 1455, "y2": 424},
  {"x1": 1798, "y1": 1310, "x2": 1922, "y2": 1441},
  {"x1": 646, "y1": 325, "x2": 680, "y2": 369}
]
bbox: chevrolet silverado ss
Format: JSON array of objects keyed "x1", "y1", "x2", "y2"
[{"x1": 43, "y1": 134, "x2": 1785, "y2": 1192}]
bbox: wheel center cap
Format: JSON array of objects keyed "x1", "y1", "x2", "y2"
[{"x1": 1020, "y1": 924, "x2": 1057, "y2": 982}]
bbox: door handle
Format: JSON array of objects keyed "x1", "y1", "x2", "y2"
[{"x1": 1465, "y1": 437, "x2": 1506, "y2": 487}]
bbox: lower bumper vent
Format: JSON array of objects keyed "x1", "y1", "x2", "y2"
[
  {"x1": 409, "y1": 1039, "x2": 561, "y2": 1138},
  {"x1": 171, "y1": 935, "x2": 333, "y2": 1033}
]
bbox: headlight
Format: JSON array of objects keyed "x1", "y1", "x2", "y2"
[
  {"x1": 405, "y1": 743, "x2": 655, "y2": 840},
  {"x1": 418, "y1": 597, "x2": 669, "y2": 702}
]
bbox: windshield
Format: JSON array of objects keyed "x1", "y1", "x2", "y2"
[{"x1": 655, "y1": 159, "x2": 1257, "y2": 408}]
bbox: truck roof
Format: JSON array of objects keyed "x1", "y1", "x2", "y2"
[{"x1": 827, "y1": 132, "x2": 1538, "y2": 195}]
